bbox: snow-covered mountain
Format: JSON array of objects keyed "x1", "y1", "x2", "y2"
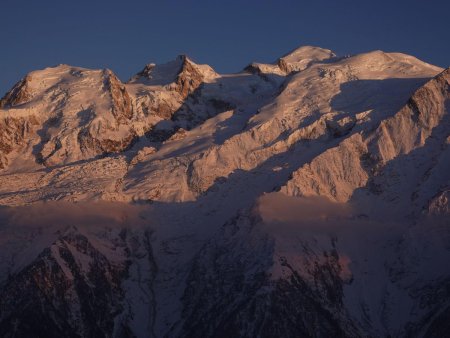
[{"x1": 0, "y1": 46, "x2": 448, "y2": 338}]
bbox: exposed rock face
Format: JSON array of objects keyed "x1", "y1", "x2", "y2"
[
  {"x1": 0, "y1": 47, "x2": 449, "y2": 338},
  {"x1": 0, "y1": 75, "x2": 33, "y2": 108},
  {"x1": 173, "y1": 55, "x2": 207, "y2": 98},
  {"x1": 77, "y1": 127, "x2": 137, "y2": 157},
  {"x1": 428, "y1": 189, "x2": 450, "y2": 215},
  {"x1": 104, "y1": 69, "x2": 134, "y2": 122},
  {"x1": 0, "y1": 115, "x2": 39, "y2": 168},
  {"x1": 0, "y1": 229, "x2": 130, "y2": 338},
  {"x1": 135, "y1": 63, "x2": 156, "y2": 79}
]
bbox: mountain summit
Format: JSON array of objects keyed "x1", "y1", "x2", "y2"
[{"x1": 0, "y1": 46, "x2": 448, "y2": 338}]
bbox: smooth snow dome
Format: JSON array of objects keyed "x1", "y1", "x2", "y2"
[{"x1": 278, "y1": 46, "x2": 336, "y2": 72}]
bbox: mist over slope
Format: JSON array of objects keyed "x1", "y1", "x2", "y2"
[{"x1": 0, "y1": 46, "x2": 448, "y2": 338}]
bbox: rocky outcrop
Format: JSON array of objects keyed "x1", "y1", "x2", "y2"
[
  {"x1": 173, "y1": 55, "x2": 206, "y2": 98},
  {"x1": 0, "y1": 75, "x2": 33, "y2": 108},
  {"x1": 77, "y1": 127, "x2": 137, "y2": 158},
  {"x1": 427, "y1": 189, "x2": 450, "y2": 215},
  {"x1": 0, "y1": 229, "x2": 130, "y2": 338},
  {"x1": 103, "y1": 69, "x2": 134, "y2": 123},
  {"x1": 0, "y1": 115, "x2": 39, "y2": 168}
]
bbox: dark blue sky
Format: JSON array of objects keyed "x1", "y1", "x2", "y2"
[{"x1": 1, "y1": 0, "x2": 449, "y2": 94}]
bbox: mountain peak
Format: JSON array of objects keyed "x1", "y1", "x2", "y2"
[
  {"x1": 129, "y1": 54, "x2": 217, "y2": 89},
  {"x1": 245, "y1": 45, "x2": 337, "y2": 76},
  {"x1": 279, "y1": 45, "x2": 335, "y2": 61},
  {"x1": 277, "y1": 45, "x2": 336, "y2": 73}
]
